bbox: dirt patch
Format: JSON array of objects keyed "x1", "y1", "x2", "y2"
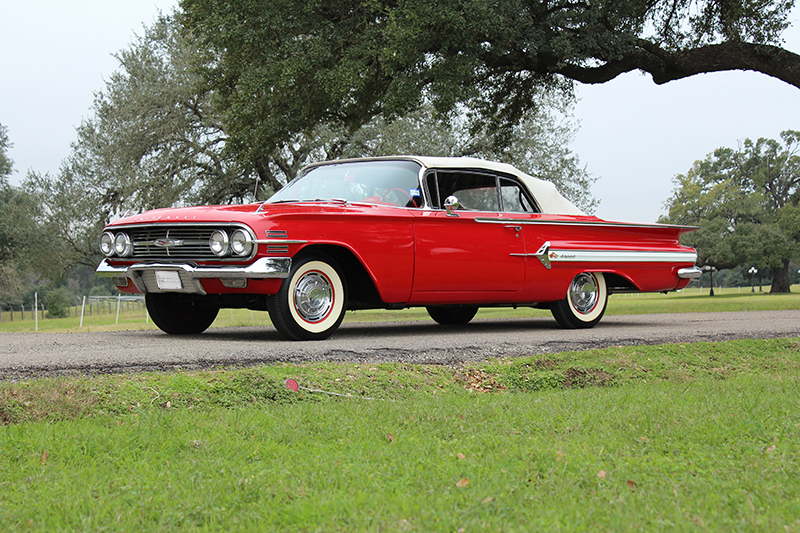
[
  {"x1": 458, "y1": 368, "x2": 507, "y2": 392},
  {"x1": 522, "y1": 359, "x2": 563, "y2": 371},
  {"x1": 562, "y1": 368, "x2": 615, "y2": 388}
]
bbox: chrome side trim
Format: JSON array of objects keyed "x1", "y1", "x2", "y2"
[
  {"x1": 512, "y1": 241, "x2": 553, "y2": 269},
  {"x1": 252, "y1": 239, "x2": 308, "y2": 245},
  {"x1": 678, "y1": 266, "x2": 703, "y2": 279},
  {"x1": 547, "y1": 250, "x2": 697, "y2": 263},
  {"x1": 475, "y1": 217, "x2": 699, "y2": 230},
  {"x1": 97, "y1": 257, "x2": 292, "y2": 295},
  {"x1": 536, "y1": 242, "x2": 552, "y2": 269},
  {"x1": 511, "y1": 245, "x2": 697, "y2": 267}
]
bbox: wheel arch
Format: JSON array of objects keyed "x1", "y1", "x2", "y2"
[
  {"x1": 294, "y1": 244, "x2": 385, "y2": 310},
  {"x1": 601, "y1": 271, "x2": 640, "y2": 293}
]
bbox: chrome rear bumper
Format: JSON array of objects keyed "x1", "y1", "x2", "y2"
[{"x1": 677, "y1": 266, "x2": 703, "y2": 279}]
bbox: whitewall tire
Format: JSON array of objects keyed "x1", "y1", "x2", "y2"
[
  {"x1": 551, "y1": 272, "x2": 608, "y2": 329},
  {"x1": 268, "y1": 253, "x2": 347, "y2": 340}
]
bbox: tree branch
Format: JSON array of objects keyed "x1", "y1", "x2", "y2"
[{"x1": 556, "y1": 41, "x2": 800, "y2": 89}]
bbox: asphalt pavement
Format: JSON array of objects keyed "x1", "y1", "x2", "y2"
[{"x1": 1, "y1": 310, "x2": 799, "y2": 379}]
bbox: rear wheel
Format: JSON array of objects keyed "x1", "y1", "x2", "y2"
[
  {"x1": 145, "y1": 293, "x2": 219, "y2": 334},
  {"x1": 268, "y1": 253, "x2": 347, "y2": 340},
  {"x1": 426, "y1": 305, "x2": 479, "y2": 325},
  {"x1": 551, "y1": 272, "x2": 607, "y2": 329}
]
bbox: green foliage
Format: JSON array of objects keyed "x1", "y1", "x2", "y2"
[
  {"x1": 0, "y1": 123, "x2": 12, "y2": 186},
  {"x1": 44, "y1": 287, "x2": 75, "y2": 318},
  {"x1": 0, "y1": 128, "x2": 55, "y2": 305},
  {"x1": 179, "y1": 0, "x2": 799, "y2": 156},
  {"x1": 663, "y1": 131, "x2": 800, "y2": 292}
]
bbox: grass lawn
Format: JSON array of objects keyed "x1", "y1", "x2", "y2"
[{"x1": 2, "y1": 338, "x2": 800, "y2": 531}]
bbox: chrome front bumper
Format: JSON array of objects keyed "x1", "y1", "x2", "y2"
[{"x1": 96, "y1": 257, "x2": 292, "y2": 295}]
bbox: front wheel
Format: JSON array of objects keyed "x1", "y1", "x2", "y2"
[
  {"x1": 551, "y1": 272, "x2": 607, "y2": 329},
  {"x1": 426, "y1": 305, "x2": 479, "y2": 325},
  {"x1": 267, "y1": 253, "x2": 347, "y2": 340},
  {"x1": 145, "y1": 293, "x2": 219, "y2": 334}
]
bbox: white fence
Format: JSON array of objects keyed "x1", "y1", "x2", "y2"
[{"x1": 0, "y1": 294, "x2": 147, "y2": 328}]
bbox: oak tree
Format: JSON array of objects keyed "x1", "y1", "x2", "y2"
[
  {"x1": 179, "y1": 0, "x2": 800, "y2": 154},
  {"x1": 663, "y1": 131, "x2": 800, "y2": 292}
]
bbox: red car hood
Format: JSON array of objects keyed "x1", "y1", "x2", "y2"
[{"x1": 106, "y1": 201, "x2": 414, "y2": 227}]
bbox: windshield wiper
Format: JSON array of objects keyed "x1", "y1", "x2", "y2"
[
  {"x1": 315, "y1": 198, "x2": 349, "y2": 204},
  {"x1": 258, "y1": 198, "x2": 350, "y2": 212}
]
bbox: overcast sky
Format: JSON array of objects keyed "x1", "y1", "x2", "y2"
[{"x1": 1, "y1": 1, "x2": 798, "y2": 223}]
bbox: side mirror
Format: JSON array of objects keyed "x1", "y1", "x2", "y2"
[{"x1": 444, "y1": 195, "x2": 460, "y2": 216}]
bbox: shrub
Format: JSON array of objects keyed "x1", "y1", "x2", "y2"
[{"x1": 45, "y1": 287, "x2": 74, "y2": 318}]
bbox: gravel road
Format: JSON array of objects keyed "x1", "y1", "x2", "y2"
[{"x1": 1, "y1": 310, "x2": 799, "y2": 379}]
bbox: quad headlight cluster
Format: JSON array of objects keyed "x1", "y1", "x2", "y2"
[
  {"x1": 99, "y1": 227, "x2": 254, "y2": 258},
  {"x1": 210, "y1": 228, "x2": 253, "y2": 257},
  {"x1": 100, "y1": 231, "x2": 133, "y2": 258}
]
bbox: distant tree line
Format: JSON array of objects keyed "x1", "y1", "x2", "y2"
[{"x1": 662, "y1": 131, "x2": 800, "y2": 292}]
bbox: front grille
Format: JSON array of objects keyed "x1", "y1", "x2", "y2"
[
  {"x1": 131, "y1": 226, "x2": 214, "y2": 259},
  {"x1": 116, "y1": 224, "x2": 256, "y2": 261}
]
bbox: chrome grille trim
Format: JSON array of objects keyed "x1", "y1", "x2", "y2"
[{"x1": 108, "y1": 223, "x2": 257, "y2": 262}]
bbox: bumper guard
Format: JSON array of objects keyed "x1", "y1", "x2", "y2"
[{"x1": 677, "y1": 266, "x2": 703, "y2": 279}]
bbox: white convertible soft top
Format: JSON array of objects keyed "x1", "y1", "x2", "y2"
[
  {"x1": 408, "y1": 156, "x2": 586, "y2": 216},
  {"x1": 299, "y1": 155, "x2": 587, "y2": 216}
]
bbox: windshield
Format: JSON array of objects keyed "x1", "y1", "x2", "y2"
[{"x1": 266, "y1": 160, "x2": 423, "y2": 207}]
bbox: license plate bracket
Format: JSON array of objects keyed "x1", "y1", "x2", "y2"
[{"x1": 155, "y1": 270, "x2": 183, "y2": 290}]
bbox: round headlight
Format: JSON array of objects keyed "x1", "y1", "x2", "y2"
[
  {"x1": 114, "y1": 232, "x2": 133, "y2": 257},
  {"x1": 230, "y1": 229, "x2": 253, "y2": 256},
  {"x1": 100, "y1": 232, "x2": 115, "y2": 256},
  {"x1": 209, "y1": 230, "x2": 229, "y2": 257}
]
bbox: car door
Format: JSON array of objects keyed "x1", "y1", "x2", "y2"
[{"x1": 410, "y1": 170, "x2": 526, "y2": 297}]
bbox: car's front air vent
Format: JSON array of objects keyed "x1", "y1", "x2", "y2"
[{"x1": 266, "y1": 230, "x2": 288, "y2": 239}]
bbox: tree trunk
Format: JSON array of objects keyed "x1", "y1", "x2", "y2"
[{"x1": 770, "y1": 261, "x2": 792, "y2": 293}]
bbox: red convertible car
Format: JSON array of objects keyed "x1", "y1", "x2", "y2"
[{"x1": 97, "y1": 156, "x2": 700, "y2": 340}]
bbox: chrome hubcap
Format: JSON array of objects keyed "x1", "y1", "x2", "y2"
[
  {"x1": 569, "y1": 273, "x2": 599, "y2": 315},
  {"x1": 294, "y1": 272, "x2": 333, "y2": 322}
]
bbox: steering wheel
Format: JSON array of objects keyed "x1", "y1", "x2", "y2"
[{"x1": 381, "y1": 188, "x2": 413, "y2": 204}]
